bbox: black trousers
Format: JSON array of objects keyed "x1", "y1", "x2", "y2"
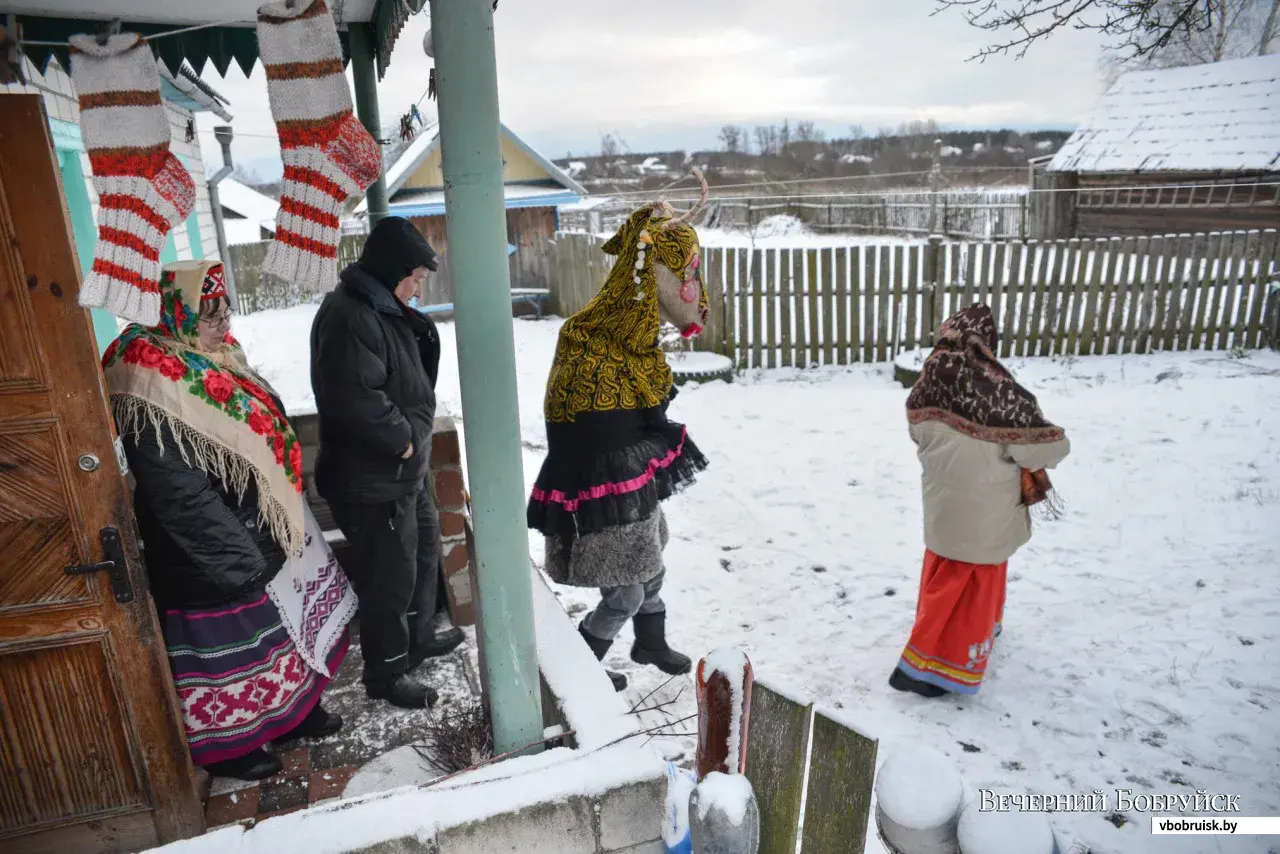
[{"x1": 330, "y1": 483, "x2": 442, "y2": 686}]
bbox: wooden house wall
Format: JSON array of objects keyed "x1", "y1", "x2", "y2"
[
  {"x1": 1073, "y1": 171, "x2": 1280, "y2": 238},
  {"x1": 409, "y1": 205, "x2": 557, "y2": 301}
]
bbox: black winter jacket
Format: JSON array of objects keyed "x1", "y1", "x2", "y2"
[
  {"x1": 310, "y1": 264, "x2": 442, "y2": 504},
  {"x1": 126, "y1": 422, "x2": 286, "y2": 610}
]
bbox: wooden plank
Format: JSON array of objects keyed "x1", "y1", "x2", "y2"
[
  {"x1": 836, "y1": 247, "x2": 850, "y2": 364},
  {"x1": 1225, "y1": 232, "x2": 1256, "y2": 351},
  {"x1": 721, "y1": 247, "x2": 737, "y2": 365},
  {"x1": 1058, "y1": 240, "x2": 1085, "y2": 355},
  {"x1": 905, "y1": 245, "x2": 919, "y2": 351},
  {"x1": 1040, "y1": 242, "x2": 1066, "y2": 356},
  {"x1": 1016, "y1": 241, "x2": 1038, "y2": 357},
  {"x1": 1244, "y1": 230, "x2": 1279, "y2": 349},
  {"x1": 822, "y1": 248, "x2": 836, "y2": 365},
  {"x1": 737, "y1": 248, "x2": 750, "y2": 369},
  {"x1": 877, "y1": 244, "x2": 891, "y2": 362},
  {"x1": 799, "y1": 709, "x2": 879, "y2": 854},
  {"x1": 1093, "y1": 238, "x2": 1121, "y2": 356},
  {"x1": 961, "y1": 242, "x2": 977, "y2": 309},
  {"x1": 793, "y1": 249, "x2": 809, "y2": 367},
  {"x1": 1078, "y1": 238, "x2": 1109, "y2": 356},
  {"x1": 1065, "y1": 238, "x2": 1095, "y2": 356},
  {"x1": 745, "y1": 682, "x2": 813, "y2": 854},
  {"x1": 1118, "y1": 236, "x2": 1146, "y2": 354},
  {"x1": 1201, "y1": 231, "x2": 1233, "y2": 351},
  {"x1": 986, "y1": 242, "x2": 1005, "y2": 353},
  {"x1": 780, "y1": 249, "x2": 794, "y2": 368},
  {"x1": 977, "y1": 242, "x2": 993, "y2": 305},
  {"x1": 1167, "y1": 234, "x2": 1194, "y2": 351},
  {"x1": 850, "y1": 246, "x2": 863, "y2": 360},
  {"x1": 764, "y1": 248, "x2": 778, "y2": 369},
  {"x1": 863, "y1": 246, "x2": 876, "y2": 363},
  {"x1": 1152, "y1": 234, "x2": 1181, "y2": 352},
  {"x1": 1208, "y1": 230, "x2": 1239, "y2": 350},
  {"x1": 891, "y1": 245, "x2": 905, "y2": 357},
  {"x1": 1133, "y1": 236, "x2": 1159, "y2": 354},
  {"x1": 1185, "y1": 232, "x2": 1217, "y2": 350},
  {"x1": 806, "y1": 248, "x2": 821, "y2": 367},
  {"x1": 752, "y1": 249, "x2": 766, "y2": 369},
  {"x1": 1000, "y1": 242, "x2": 1021, "y2": 357},
  {"x1": 703, "y1": 248, "x2": 726, "y2": 355}
]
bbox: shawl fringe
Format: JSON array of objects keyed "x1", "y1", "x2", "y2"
[
  {"x1": 908, "y1": 406, "x2": 1066, "y2": 446},
  {"x1": 113, "y1": 393, "x2": 304, "y2": 557}
]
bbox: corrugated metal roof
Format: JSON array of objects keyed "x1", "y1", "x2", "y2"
[{"x1": 1048, "y1": 53, "x2": 1280, "y2": 174}]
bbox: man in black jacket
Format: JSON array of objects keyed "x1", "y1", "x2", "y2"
[{"x1": 310, "y1": 217, "x2": 465, "y2": 709}]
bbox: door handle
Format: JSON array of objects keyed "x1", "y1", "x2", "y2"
[{"x1": 64, "y1": 527, "x2": 135, "y2": 604}]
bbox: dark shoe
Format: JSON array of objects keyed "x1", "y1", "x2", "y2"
[
  {"x1": 204, "y1": 748, "x2": 283, "y2": 782},
  {"x1": 579, "y1": 622, "x2": 628, "y2": 692},
  {"x1": 630, "y1": 612, "x2": 693, "y2": 676},
  {"x1": 407, "y1": 626, "x2": 466, "y2": 670},
  {"x1": 277, "y1": 703, "x2": 343, "y2": 742},
  {"x1": 889, "y1": 667, "x2": 947, "y2": 698},
  {"x1": 366, "y1": 675, "x2": 439, "y2": 709}
]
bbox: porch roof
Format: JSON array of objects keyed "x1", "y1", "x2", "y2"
[
  {"x1": 388, "y1": 183, "x2": 582, "y2": 219},
  {"x1": 2, "y1": 0, "x2": 422, "y2": 79}
]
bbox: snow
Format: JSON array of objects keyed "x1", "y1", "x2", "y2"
[
  {"x1": 957, "y1": 796, "x2": 1056, "y2": 854},
  {"x1": 663, "y1": 762, "x2": 698, "y2": 846},
  {"x1": 697, "y1": 215, "x2": 919, "y2": 249},
  {"x1": 669, "y1": 351, "x2": 734, "y2": 374},
  {"x1": 217, "y1": 178, "x2": 279, "y2": 245},
  {"x1": 702, "y1": 647, "x2": 749, "y2": 774},
  {"x1": 1050, "y1": 53, "x2": 1280, "y2": 174},
  {"x1": 694, "y1": 771, "x2": 754, "y2": 827},
  {"x1": 876, "y1": 746, "x2": 964, "y2": 830},
  {"x1": 233, "y1": 307, "x2": 1280, "y2": 854}
]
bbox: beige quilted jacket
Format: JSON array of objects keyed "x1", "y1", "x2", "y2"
[{"x1": 910, "y1": 420, "x2": 1071, "y2": 565}]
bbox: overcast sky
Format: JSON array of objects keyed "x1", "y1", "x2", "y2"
[{"x1": 197, "y1": 0, "x2": 1109, "y2": 179}]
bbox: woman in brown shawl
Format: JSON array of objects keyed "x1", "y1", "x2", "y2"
[{"x1": 891, "y1": 304, "x2": 1070, "y2": 698}]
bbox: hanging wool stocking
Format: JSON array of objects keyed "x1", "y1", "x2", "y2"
[
  {"x1": 69, "y1": 34, "x2": 195, "y2": 326},
  {"x1": 257, "y1": 0, "x2": 382, "y2": 291}
]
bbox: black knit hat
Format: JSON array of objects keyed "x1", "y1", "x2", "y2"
[{"x1": 357, "y1": 216, "x2": 439, "y2": 289}]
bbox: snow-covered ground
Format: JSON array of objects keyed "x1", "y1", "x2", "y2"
[{"x1": 237, "y1": 305, "x2": 1280, "y2": 854}]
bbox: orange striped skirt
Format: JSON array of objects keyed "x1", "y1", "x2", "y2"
[{"x1": 897, "y1": 550, "x2": 1006, "y2": 695}]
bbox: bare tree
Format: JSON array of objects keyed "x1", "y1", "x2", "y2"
[
  {"x1": 795, "y1": 121, "x2": 825, "y2": 143},
  {"x1": 718, "y1": 124, "x2": 745, "y2": 153},
  {"x1": 1100, "y1": 0, "x2": 1279, "y2": 85},
  {"x1": 754, "y1": 125, "x2": 779, "y2": 156},
  {"x1": 848, "y1": 124, "x2": 866, "y2": 140},
  {"x1": 600, "y1": 133, "x2": 620, "y2": 158},
  {"x1": 933, "y1": 0, "x2": 1223, "y2": 60}
]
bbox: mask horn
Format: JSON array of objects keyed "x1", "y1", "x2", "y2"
[{"x1": 657, "y1": 167, "x2": 709, "y2": 229}]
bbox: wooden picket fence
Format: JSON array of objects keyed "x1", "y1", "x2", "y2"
[
  {"x1": 745, "y1": 679, "x2": 879, "y2": 853},
  {"x1": 550, "y1": 229, "x2": 1280, "y2": 366},
  {"x1": 226, "y1": 234, "x2": 367, "y2": 314}
]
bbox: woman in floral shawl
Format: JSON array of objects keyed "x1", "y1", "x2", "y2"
[
  {"x1": 103, "y1": 261, "x2": 352, "y2": 780},
  {"x1": 891, "y1": 304, "x2": 1070, "y2": 698}
]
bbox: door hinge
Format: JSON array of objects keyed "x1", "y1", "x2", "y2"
[{"x1": 64, "y1": 527, "x2": 135, "y2": 604}]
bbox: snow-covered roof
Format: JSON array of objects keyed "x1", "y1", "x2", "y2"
[
  {"x1": 1049, "y1": 53, "x2": 1280, "y2": 174},
  {"x1": 383, "y1": 184, "x2": 583, "y2": 218},
  {"x1": 356, "y1": 122, "x2": 587, "y2": 215},
  {"x1": 218, "y1": 178, "x2": 278, "y2": 244}
]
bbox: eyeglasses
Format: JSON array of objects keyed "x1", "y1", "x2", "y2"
[{"x1": 200, "y1": 309, "x2": 233, "y2": 327}]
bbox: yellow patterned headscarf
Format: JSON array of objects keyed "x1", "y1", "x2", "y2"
[{"x1": 545, "y1": 204, "x2": 704, "y2": 423}]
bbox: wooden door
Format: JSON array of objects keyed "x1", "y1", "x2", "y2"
[{"x1": 0, "y1": 95, "x2": 204, "y2": 853}]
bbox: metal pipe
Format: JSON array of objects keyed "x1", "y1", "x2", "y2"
[
  {"x1": 429, "y1": 0, "x2": 544, "y2": 754},
  {"x1": 349, "y1": 23, "x2": 389, "y2": 226},
  {"x1": 207, "y1": 124, "x2": 238, "y2": 303}
]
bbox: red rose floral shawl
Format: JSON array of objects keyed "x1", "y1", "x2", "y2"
[{"x1": 102, "y1": 260, "x2": 306, "y2": 556}]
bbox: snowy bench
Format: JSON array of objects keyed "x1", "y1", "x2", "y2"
[{"x1": 668, "y1": 350, "x2": 735, "y2": 386}]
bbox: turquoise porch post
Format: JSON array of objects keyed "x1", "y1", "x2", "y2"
[
  {"x1": 429, "y1": 0, "x2": 544, "y2": 753},
  {"x1": 349, "y1": 24, "x2": 390, "y2": 226}
]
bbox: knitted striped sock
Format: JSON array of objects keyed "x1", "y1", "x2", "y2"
[
  {"x1": 258, "y1": 0, "x2": 382, "y2": 292},
  {"x1": 70, "y1": 33, "x2": 195, "y2": 327}
]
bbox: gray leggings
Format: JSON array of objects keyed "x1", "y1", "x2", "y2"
[{"x1": 583, "y1": 571, "x2": 666, "y2": 641}]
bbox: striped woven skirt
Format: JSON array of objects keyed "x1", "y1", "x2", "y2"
[
  {"x1": 161, "y1": 592, "x2": 349, "y2": 765},
  {"x1": 896, "y1": 550, "x2": 1007, "y2": 695}
]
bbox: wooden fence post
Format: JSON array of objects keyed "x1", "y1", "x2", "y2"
[{"x1": 923, "y1": 235, "x2": 944, "y2": 345}]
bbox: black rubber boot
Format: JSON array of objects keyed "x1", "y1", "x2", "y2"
[
  {"x1": 276, "y1": 703, "x2": 343, "y2": 743},
  {"x1": 407, "y1": 626, "x2": 466, "y2": 671},
  {"x1": 888, "y1": 667, "x2": 947, "y2": 698},
  {"x1": 366, "y1": 674, "x2": 440, "y2": 709},
  {"x1": 579, "y1": 622, "x2": 627, "y2": 692},
  {"x1": 204, "y1": 748, "x2": 283, "y2": 782},
  {"x1": 630, "y1": 612, "x2": 692, "y2": 676}
]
